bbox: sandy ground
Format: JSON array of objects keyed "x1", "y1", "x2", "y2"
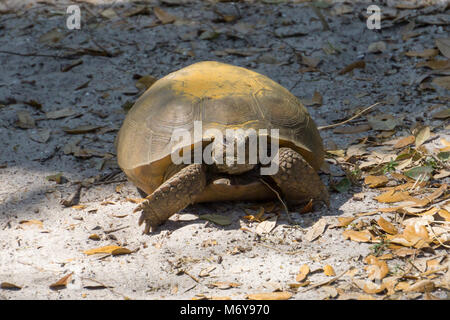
[{"x1": 0, "y1": 0, "x2": 449, "y2": 300}]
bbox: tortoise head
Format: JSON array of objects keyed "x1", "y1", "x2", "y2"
[{"x1": 211, "y1": 132, "x2": 256, "y2": 175}]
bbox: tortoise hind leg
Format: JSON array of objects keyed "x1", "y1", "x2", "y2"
[
  {"x1": 270, "y1": 147, "x2": 329, "y2": 207},
  {"x1": 134, "y1": 163, "x2": 206, "y2": 233}
]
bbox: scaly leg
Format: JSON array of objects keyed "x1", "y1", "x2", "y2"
[
  {"x1": 134, "y1": 164, "x2": 206, "y2": 233},
  {"x1": 270, "y1": 147, "x2": 329, "y2": 207}
]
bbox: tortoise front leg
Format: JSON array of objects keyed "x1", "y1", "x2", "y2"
[
  {"x1": 270, "y1": 147, "x2": 329, "y2": 207},
  {"x1": 134, "y1": 163, "x2": 206, "y2": 233}
]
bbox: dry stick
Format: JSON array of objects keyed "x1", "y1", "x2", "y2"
[
  {"x1": 426, "y1": 222, "x2": 450, "y2": 249},
  {"x1": 317, "y1": 101, "x2": 384, "y2": 130},
  {"x1": 302, "y1": 268, "x2": 350, "y2": 292},
  {"x1": 258, "y1": 178, "x2": 294, "y2": 224}
]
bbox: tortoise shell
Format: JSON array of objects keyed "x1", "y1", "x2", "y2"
[{"x1": 116, "y1": 61, "x2": 324, "y2": 200}]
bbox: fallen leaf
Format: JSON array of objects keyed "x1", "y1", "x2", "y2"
[
  {"x1": 88, "y1": 234, "x2": 100, "y2": 241},
  {"x1": 368, "y1": 41, "x2": 386, "y2": 53},
  {"x1": 83, "y1": 245, "x2": 131, "y2": 256},
  {"x1": 394, "y1": 135, "x2": 415, "y2": 149},
  {"x1": 414, "y1": 126, "x2": 430, "y2": 147},
  {"x1": 16, "y1": 111, "x2": 35, "y2": 129},
  {"x1": 365, "y1": 255, "x2": 389, "y2": 281},
  {"x1": 46, "y1": 108, "x2": 77, "y2": 119},
  {"x1": 432, "y1": 76, "x2": 450, "y2": 90},
  {"x1": 338, "y1": 60, "x2": 365, "y2": 75},
  {"x1": 246, "y1": 292, "x2": 292, "y2": 300},
  {"x1": 154, "y1": 7, "x2": 176, "y2": 24},
  {"x1": 404, "y1": 166, "x2": 433, "y2": 181},
  {"x1": 405, "y1": 49, "x2": 439, "y2": 58},
  {"x1": 334, "y1": 217, "x2": 355, "y2": 228},
  {"x1": 323, "y1": 265, "x2": 336, "y2": 276},
  {"x1": 296, "y1": 264, "x2": 310, "y2": 282},
  {"x1": 435, "y1": 38, "x2": 450, "y2": 59},
  {"x1": 19, "y1": 219, "x2": 43, "y2": 229},
  {"x1": 1, "y1": 282, "x2": 22, "y2": 290},
  {"x1": 63, "y1": 125, "x2": 102, "y2": 134},
  {"x1": 199, "y1": 214, "x2": 232, "y2": 226},
  {"x1": 377, "y1": 217, "x2": 398, "y2": 235},
  {"x1": 28, "y1": 128, "x2": 51, "y2": 143},
  {"x1": 322, "y1": 286, "x2": 339, "y2": 298},
  {"x1": 364, "y1": 175, "x2": 389, "y2": 188},
  {"x1": 100, "y1": 8, "x2": 117, "y2": 19},
  {"x1": 367, "y1": 114, "x2": 400, "y2": 131},
  {"x1": 255, "y1": 216, "x2": 277, "y2": 234},
  {"x1": 342, "y1": 230, "x2": 372, "y2": 242},
  {"x1": 50, "y1": 273, "x2": 73, "y2": 290},
  {"x1": 375, "y1": 190, "x2": 411, "y2": 203},
  {"x1": 433, "y1": 108, "x2": 450, "y2": 119},
  {"x1": 210, "y1": 281, "x2": 240, "y2": 290},
  {"x1": 305, "y1": 218, "x2": 328, "y2": 242},
  {"x1": 416, "y1": 59, "x2": 450, "y2": 70}
]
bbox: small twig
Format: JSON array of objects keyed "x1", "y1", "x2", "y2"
[
  {"x1": 302, "y1": 268, "x2": 350, "y2": 292},
  {"x1": 427, "y1": 223, "x2": 450, "y2": 249},
  {"x1": 258, "y1": 178, "x2": 293, "y2": 224},
  {"x1": 104, "y1": 226, "x2": 129, "y2": 234},
  {"x1": 318, "y1": 101, "x2": 384, "y2": 130},
  {"x1": 80, "y1": 277, "x2": 129, "y2": 299}
]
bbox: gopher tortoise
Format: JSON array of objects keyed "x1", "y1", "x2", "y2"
[{"x1": 116, "y1": 61, "x2": 329, "y2": 233}]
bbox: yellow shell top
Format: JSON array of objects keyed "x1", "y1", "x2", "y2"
[{"x1": 116, "y1": 61, "x2": 324, "y2": 195}]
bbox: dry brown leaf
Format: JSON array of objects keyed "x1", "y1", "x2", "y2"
[
  {"x1": 323, "y1": 265, "x2": 336, "y2": 277},
  {"x1": 342, "y1": 230, "x2": 372, "y2": 242},
  {"x1": 83, "y1": 245, "x2": 130, "y2": 256},
  {"x1": 377, "y1": 217, "x2": 398, "y2": 235},
  {"x1": 50, "y1": 273, "x2": 73, "y2": 290},
  {"x1": 435, "y1": 38, "x2": 450, "y2": 59},
  {"x1": 63, "y1": 125, "x2": 101, "y2": 134},
  {"x1": 365, "y1": 255, "x2": 389, "y2": 281},
  {"x1": 246, "y1": 292, "x2": 292, "y2": 300},
  {"x1": 375, "y1": 190, "x2": 411, "y2": 203},
  {"x1": 338, "y1": 60, "x2": 365, "y2": 75},
  {"x1": 416, "y1": 59, "x2": 450, "y2": 70},
  {"x1": 100, "y1": 8, "x2": 118, "y2": 19},
  {"x1": 414, "y1": 126, "x2": 430, "y2": 148},
  {"x1": 432, "y1": 76, "x2": 450, "y2": 90},
  {"x1": 154, "y1": 7, "x2": 176, "y2": 24},
  {"x1": 335, "y1": 217, "x2": 356, "y2": 228},
  {"x1": 16, "y1": 111, "x2": 36, "y2": 129},
  {"x1": 394, "y1": 135, "x2": 415, "y2": 148},
  {"x1": 437, "y1": 209, "x2": 450, "y2": 222},
  {"x1": 19, "y1": 220, "x2": 43, "y2": 229},
  {"x1": 296, "y1": 264, "x2": 310, "y2": 282},
  {"x1": 405, "y1": 49, "x2": 439, "y2": 58},
  {"x1": 364, "y1": 175, "x2": 389, "y2": 188},
  {"x1": 210, "y1": 281, "x2": 241, "y2": 289},
  {"x1": 1, "y1": 282, "x2": 22, "y2": 290},
  {"x1": 88, "y1": 234, "x2": 100, "y2": 241},
  {"x1": 305, "y1": 218, "x2": 328, "y2": 242}
]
